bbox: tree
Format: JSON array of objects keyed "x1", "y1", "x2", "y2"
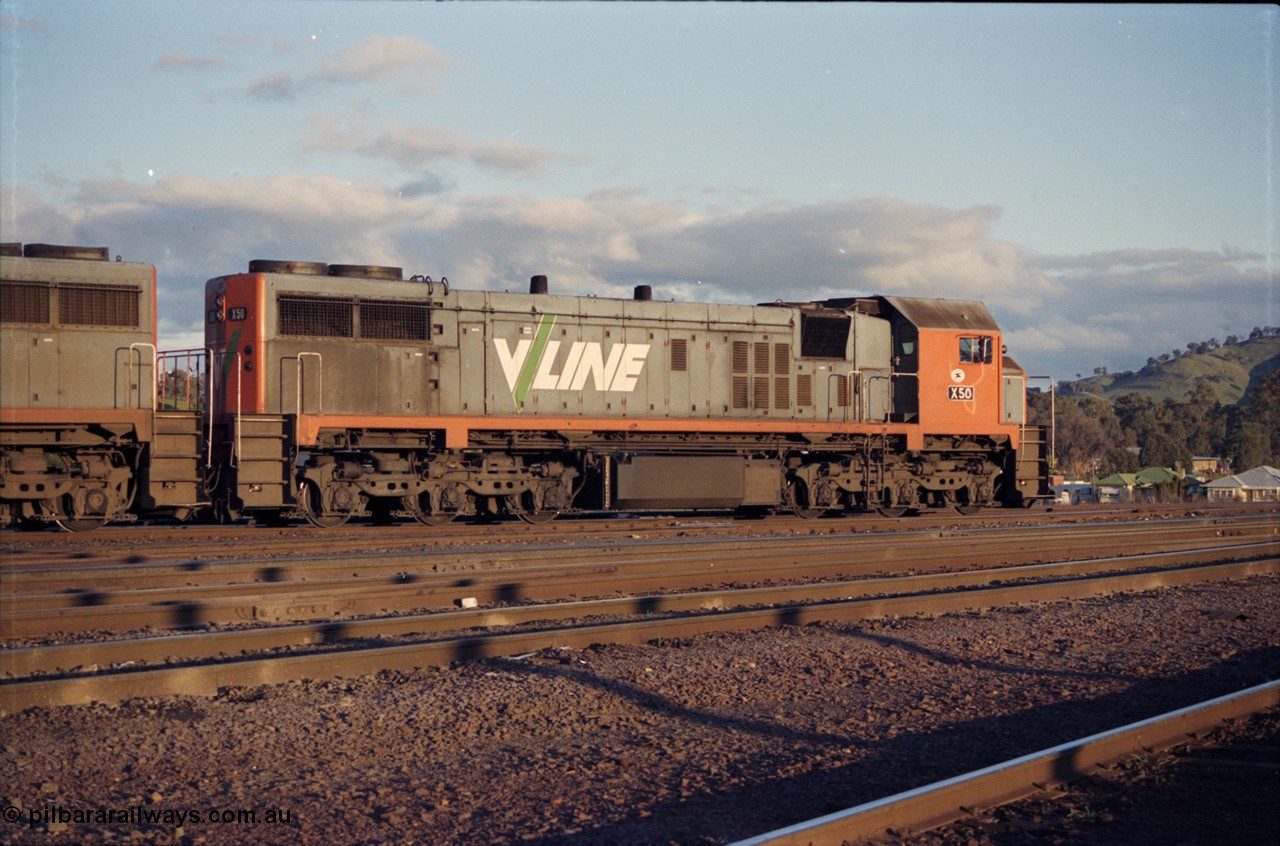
[
  {"x1": 1225, "y1": 421, "x2": 1269, "y2": 471},
  {"x1": 1141, "y1": 430, "x2": 1192, "y2": 471},
  {"x1": 1098, "y1": 446, "x2": 1140, "y2": 476}
]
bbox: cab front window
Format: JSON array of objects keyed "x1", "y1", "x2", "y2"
[{"x1": 959, "y1": 336, "x2": 993, "y2": 364}]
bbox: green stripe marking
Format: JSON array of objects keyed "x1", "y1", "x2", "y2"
[
  {"x1": 221, "y1": 327, "x2": 242, "y2": 408},
  {"x1": 513, "y1": 314, "x2": 556, "y2": 408}
]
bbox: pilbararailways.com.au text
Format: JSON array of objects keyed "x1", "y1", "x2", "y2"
[{"x1": 3, "y1": 803, "x2": 292, "y2": 830}]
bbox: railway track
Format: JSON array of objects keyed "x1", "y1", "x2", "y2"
[
  {"x1": 1, "y1": 513, "x2": 1274, "y2": 846},
  {"x1": 1, "y1": 515, "x2": 1274, "y2": 640},
  {"x1": 3, "y1": 546, "x2": 1275, "y2": 715},
  {"x1": 1, "y1": 501, "x2": 1268, "y2": 568},
  {"x1": 731, "y1": 681, "x2": 1280, "y2": 845}
]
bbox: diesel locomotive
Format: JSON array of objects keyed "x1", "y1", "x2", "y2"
[
  {"x1": 0, "y1": 244, "x2": 1049, "y2": 530},
  {"x1": 0, "y1": 243, "x2": 204, "y2": 530}
]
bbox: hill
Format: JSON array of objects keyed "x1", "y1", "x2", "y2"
[{"x1": 1059, "y1": 335, "x2": 1280, "y2": 406}]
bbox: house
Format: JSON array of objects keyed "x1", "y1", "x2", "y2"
[
  {"x1": 1052, "y1": 481, "x2": 1098, "y2": 504},
  {"x1": 1095, "y1": 473, "x2": 1139, "y2": 503},
  {"x1": 1204, "y1": 466, "x2": 1280, "y2": 503},
  {"x1": 1192, "y1": 456, "x2": 1229, "y2": 476},
  {"x1": 1095, "y1": 467, "x2": 1185, "y2": 503}
]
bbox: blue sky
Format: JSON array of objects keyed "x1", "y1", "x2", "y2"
[{"x1": 2, "y1": 2, "x2": 1275, "y2": 382}]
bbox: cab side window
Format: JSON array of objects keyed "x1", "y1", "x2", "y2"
[{"x1": 959, "y1": 336, "x2": 993, "y2": 364}]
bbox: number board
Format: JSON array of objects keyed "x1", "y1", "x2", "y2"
[{"x1": 947, "y1": 385, "x2": 975, "y2": 401}]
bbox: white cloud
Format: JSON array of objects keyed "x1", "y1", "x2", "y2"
[
  {"x1": 152, "y1": 53, "x2": 230, "y2": 73},
  {"x1": 247, "y1": 35, "x2": 452, "y2": 101},
  {"x1": 303, "y1": 114, "x2": 580, "y2": 176},
  {"x1": 2, "y1": 175, "x2": 1273, "y2": 379},
  {"x1": 317, "y1": 35, "x2": 451, "y2": 84}
]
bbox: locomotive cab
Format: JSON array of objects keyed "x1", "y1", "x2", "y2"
[{"x1": 874, "y1": 296, "x2": 1006, "y2": 437}]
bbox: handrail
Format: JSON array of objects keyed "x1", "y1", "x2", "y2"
[
  {"x1": 156, "y1": 347, "x2": 214, "y2": 470},
  {"x1": 280, "y1": 352, "x2": 323, "y2": 415},
  {"x1": 866, "y1": 374, "x2": 893, "y2": 423},
  {"x1": 1026, "y1": 375, "x2": 1056, "y2": 470},
  {"x1": 827, "y1": 370, "x2": 863, "y2": 422},
  {"x1": 124, "y1": 343, "x2": 157, "y2": 410}
]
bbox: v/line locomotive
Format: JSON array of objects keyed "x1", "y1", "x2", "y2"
[{"x1": 0, "y1": 242, "x2": 1049, "y2": 531}]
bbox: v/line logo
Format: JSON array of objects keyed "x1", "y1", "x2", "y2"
[{"x1": 494, "y1": 315, "x2": 650, "y2": 406}]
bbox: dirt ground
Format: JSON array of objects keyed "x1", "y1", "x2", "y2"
[{"x1": 2, "y1": 575, "x2": 1277, "y2": 845}]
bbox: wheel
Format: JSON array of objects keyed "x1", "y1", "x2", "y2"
[
  {"x1": 299, "y1": 481, "x2": 354, "y2": 528},
  {"x1": 509, "y1": 493, "x2": 558, "y2": 525},
  {"x1": 787, "y1": 479, "x2": 833, "y2": 520},
  {"x1": 874, "y1": 506, "x2": 910, "y2": 518},
  {"x1": 953, "y1": 505, "x2": 984, "y2": 516},
  {"x1": 55, "y1": 490, "x2": 111, "y2": 533},
  {"x1": 404, "y1": 491, "x2": 458, "y2": 526}
]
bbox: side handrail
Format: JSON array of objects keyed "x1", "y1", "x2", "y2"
[
  {"x1": 123, "y1": 343, "x2": 157, "y2": 410},
  {"x1": 156, "y1": 347, "x2": 214, "y2": 469},
  {"x1": 280, "y1": 353, "x2": 323, "y2": 416},
  {"x1": 866, "y1": 375, "x2": 891, "y2": 423},
  {"x1": 827, "y1": 370, "x2": 864, "y2": 422},
  {"x1": 1026, "y1": 376, "x2": 1056, "y2": 471}
]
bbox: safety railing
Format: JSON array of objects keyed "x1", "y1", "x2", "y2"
[
  {"x1": 1026, "y1": 375, "x2": 1056, "y2": 470},
  {"x1": 119, "y1": 343, "x2": 157, "y2": 410},
  {"x1": 827, "y1": 370, "x2": 864, "y2": 422},
  {"x1": 281, "y1": 352, "x2": 323, "y2": 415},
  {"x1": 157, "y1": 348, "x2": 209, "y2": 412},
  {"x1": 157, "y1": 347, "x2": 213, "y2": 469}
]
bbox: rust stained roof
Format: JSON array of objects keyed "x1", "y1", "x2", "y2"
[{"x1": 881, "y1": 296, "x2": 1000, "y2": 331}]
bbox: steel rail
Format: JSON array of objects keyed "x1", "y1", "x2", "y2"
[
  {"x1": 5, "y1": 509, "x2": 1269, "y2": 573},
  {"x1": 3, "y1": 527, "x2": 1275, "y2": 638},
  {"x1": 3, "y1": 502, "x2": 1270, "y2": 567},
  {"x1": 729, "y1": 680, "x2": 1280, "y2": 846},
  {"x1": 4, "y1": 544, "x2": 1276, "y2": 678},
  {"x1": 3, "y1": 515, "x2": 1272, "y2": 597},
  {"x1": 7, "y1": 519, "x2": 1273, "y2": 610},
  {"x1": 1, "y1": 555, "x2": 1275, "y2": 715}
]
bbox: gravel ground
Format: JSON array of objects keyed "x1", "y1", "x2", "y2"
[
  {"x1": 918, "y1": 709, "x2": 1279, "y2": 846},
  {"x1": 2, "y1": 575, "x2": 1277, "y2": 846}
]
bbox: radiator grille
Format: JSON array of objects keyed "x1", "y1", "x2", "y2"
[
  {"x1": 0, "y1": 281, "x2": 51, "y2": 324},
  {"x1": 774, "y1": 376, "x2": 790, "y2": 410},
  {"x1": 732, "y1": 376, "x2": 749, "y2": 409},
  {"x1": 753, "y1": 377, "x2": 770, "y2": 410},
  {"x1": 279, "y1": 295, "x2": 354, "y2": 337},
  {"x1": 360, "y1": 300, "x2": 429, "y2": 341},
  {"x1": 732, "y1": 341, "x2": 749, "y2": 373},
  {"x1": 835, "y1": 376, "x2": 851, "y2": 408},
  {"x1": 773, "y1": 343, "x2": 791, "y2": 374},
  {"x1": 670, "y1": 338, "x2": 688, "y2": 372},
  {"x1": 754, "y1": 342, "x2": 770, "y2": 375},
  {"x1": 796, "y1": 373, "x2": 813, "y2": 407},
  {"x1": 58, "y1": 283, "x2": 140, "y2": 327}
]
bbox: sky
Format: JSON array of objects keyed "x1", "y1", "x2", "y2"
[{"x1": 1, "y1": 2, "x2": 1275, "y2": 382}]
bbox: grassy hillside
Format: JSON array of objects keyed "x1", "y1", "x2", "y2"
[{"x1": 1060, "y1": 336, "x2": 1280, "y2": 405}]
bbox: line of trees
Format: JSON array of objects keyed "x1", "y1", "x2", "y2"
[
  {"x1": 1074, "y1": 327, "x2": 1279, "y2": 381},
  {"x1": 1029, "y1": 372, "x2": 1280, "y2": 479}
]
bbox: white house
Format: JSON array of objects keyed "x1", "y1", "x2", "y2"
[{"x1": 1204, "y1": 466, "x2": 1280, "y2": 503}]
